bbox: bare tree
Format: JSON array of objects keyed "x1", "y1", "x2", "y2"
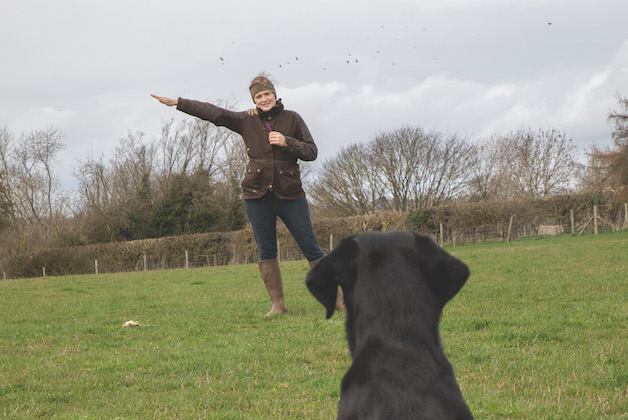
[
  {"x1": 154, "y1": 109, "x2": 242, "y2": 234},
  {"x1": 158, "y1": 116, "x2": 232, "y2": 179},
  {"x1": 311, "y1": 143, "x2": 386, "y2": 216},
  {"x1": 0, "y1": 127, "x2": 14, "y2": 230},
  {"x1": 472, "y1": 128, "x2": 576, "y2": 199},
  {"x1": 213, "y1": 134, "x2": 249, "y2": 230},
  {"x1": 75, "y1": 156, "x2": 111, "y2": 212},
  {"x1": 310, "y1": 127, "x2": 479, "y2": 215},
  {"x1": 510, "y1": 128, "x2": 576, "y2": 196},
  {"x1": 158, "y1": 118, "x2": 190, "y2": 178},
  {"x1": 0, "y1": 181, "x2": 9, "y2": 233},
  {"x1": 583, "y1": 94, "x2": 628, "y2": 188},
  {"x1": 2, "y1": 127, "x2": 66, "y2": 222},
  {"x1": 372, "y1": 127, "x2": 478, "y2": 209},
  {"x1": 468, "y1": 135, "x2": 506, "y2": 200},
  {"x1": 75, "y1": 130, "x2": 157, "y2": 241},
  {"x1": 75, "y1": 108, "x2": 243, "y2": 240},
  {"x1": 609, "y1": 94, "x2": 628, "y2": 145},
  {"x1": 0, "y1": 126, "x2": 67, "y2": 255},
  {"x1": 108, "y1": 131, "x2": 156, "y2": 219},
  {"x1": 411, "y1": 131, "x2": 478, "y2": 208},
  {"x1": 74, "y1": 154, "x2": 116, "y2": 241},
  {"x1": 372, "y1": 127, "x2": 425, "y2": 211}
]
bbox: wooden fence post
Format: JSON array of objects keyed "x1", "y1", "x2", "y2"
[
  {"x1": 439, "y1": 223, "x2": 444, "y2": 246},
  {"x1": 594, "y1": 205, "x2": 598, "y2": 235},
  {"x1": 329, "y1": 234, "x2": 334, "y2": 252},
  {"x1": 42, "y1": 267, "x2": 46, "y2": 277},
  {"x1": 277, "y1": 240, "x2": 281, "y2": 262},
  {"x1": 95, "y1": 260, "x2": 98, "y2": 275},
  {"x1": 507, "y1": 215, "x2": 515, "y2": 243},
  {"x1": 570, "y1": 209, "x2": 575, "y2": 234},
  {"x1": 624, "y1": 203, "x2": 628, "y2": 229},
  {"x1": 143, "y1": 254, "x2": 147, "y2": 271},
  {"x1": 185, "y1": 250, "x2": 189, "y2": 269}
]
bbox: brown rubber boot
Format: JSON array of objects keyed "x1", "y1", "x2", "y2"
[
  {"x1": 258, "y1": 257, "x2": 288, "y2": 316},
  {"x1": 309, "y1": 258, "x2": 345, "y2": 311}
]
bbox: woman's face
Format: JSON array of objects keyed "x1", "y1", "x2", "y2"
[{"x1": 253, "y1": 90, "x2": 276, "y2": 112}]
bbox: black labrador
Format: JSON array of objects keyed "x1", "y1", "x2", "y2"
[{"x1": 305, "y1": 231, "x2": 473, "y2": 419}]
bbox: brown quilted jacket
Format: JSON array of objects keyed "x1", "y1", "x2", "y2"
[{"x1": 176, "y1": 99, "x2": 317, "y2": 200}]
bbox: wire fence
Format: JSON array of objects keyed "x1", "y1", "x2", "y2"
[{"x1": 2, "y1": 202, "x2": 627, "y2": 280}]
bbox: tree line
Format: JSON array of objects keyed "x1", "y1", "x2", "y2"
[
  {"x1": 311, "y1": 127, "x2": 578, "y2": 216},
  {"x1": 1, "y1": 96, "x2": 627, "y2": 259}
]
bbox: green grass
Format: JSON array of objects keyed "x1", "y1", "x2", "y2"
[{"x1": 1, "y1": 232, "x2": 627, "y2": 419}]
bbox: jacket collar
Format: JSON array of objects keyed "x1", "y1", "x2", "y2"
[{"x1": 257, "y1": 99, "x2": 284, "y2": 119}]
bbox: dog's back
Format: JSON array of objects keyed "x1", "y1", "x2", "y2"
[{"x1": 338, "y1": 338, "x2": 473, "y2": 419}]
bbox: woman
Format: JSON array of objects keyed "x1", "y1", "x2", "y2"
[{"x1": 152, "y1": 74, "x2": 343, "y2": 315}]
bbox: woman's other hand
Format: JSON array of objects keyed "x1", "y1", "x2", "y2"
[
  {"x1": 151, "y1": 94, "x2": 178, "y2": 106},
  {"x1": 269, "y1": 131, "x2": 287, "y2": 147}
]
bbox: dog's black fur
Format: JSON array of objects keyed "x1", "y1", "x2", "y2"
[{"x1": 306, "y1": 231, "x2": 473, "y2": 419}]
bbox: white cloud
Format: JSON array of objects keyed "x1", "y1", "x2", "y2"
[
  {"x1": 11, "y1": 107, "x2": 76, "y2": 132},
  {"x1": 553, "y1": 39, "x2": 628, "y2": 145}
]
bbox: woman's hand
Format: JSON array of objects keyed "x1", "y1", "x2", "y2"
[
  {"x1": 151, "y1": 94, "x2": 178, "y2": 106},
  {"x1": 269, "y1": 131, "x2": 287, "y2": 147}
]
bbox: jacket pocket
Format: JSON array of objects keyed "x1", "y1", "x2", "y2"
[
  {"x1": 242, "y1": 163, "x2": 265, "y2": 194},
  {"x1": 275, "y1": 162, "x2": 303, "y2": 197}
]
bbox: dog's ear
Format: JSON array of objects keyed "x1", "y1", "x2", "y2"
[
  {"x1": 412, "y1": 232, "x2": 470, "y2": 307},
  {"x1": 305, "y1": 235, "x2": 359, "y2": 319}
]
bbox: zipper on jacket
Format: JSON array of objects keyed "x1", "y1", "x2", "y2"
[{"x1": 266, "y1": 119, "x2": 275, "y2": 191}]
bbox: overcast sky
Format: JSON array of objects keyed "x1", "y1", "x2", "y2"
[{"x1": 2, "y1": 0, "x2": 627, "y2": 189}]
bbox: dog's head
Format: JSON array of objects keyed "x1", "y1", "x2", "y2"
[{"x1": 305, "y1": 231, "x2": 470, "y2": 320}]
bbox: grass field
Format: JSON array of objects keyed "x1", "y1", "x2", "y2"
[{"x1": 1, "y1": 232, "x2": 626, "y2": 419}]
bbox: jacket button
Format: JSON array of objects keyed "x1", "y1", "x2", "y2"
[
  {"x1": 256, "y1": 169, "x2": 261, "y2": 172},
  {"x1": 279, "y1": 170, "x2": 283, "y2": 174}
]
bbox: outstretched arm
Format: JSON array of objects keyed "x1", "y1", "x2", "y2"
[{"x1": 151, "y1": 94, "x2": 178, "y2": 106}]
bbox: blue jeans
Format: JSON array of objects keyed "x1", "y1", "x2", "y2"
[{"x1": 244, "y1": 192, "x2": 325, "y2": 262}]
